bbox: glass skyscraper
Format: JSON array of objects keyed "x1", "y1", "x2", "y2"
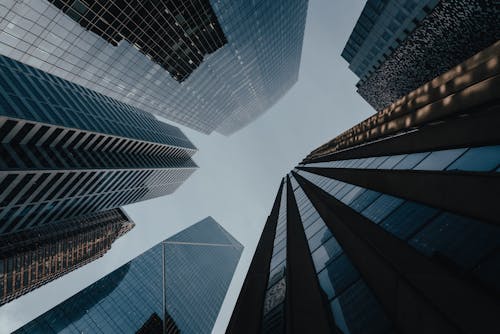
[
  {"x1": 0, "y1": 208, "x2": 134, "y2": 306},
  {"x1": 15, "y1": 216, "x2": 243, "y2": 333},
  {"x1": 228, "y1": 43, "x2": 500, "y2": 334},
  {"x1": 341, "y1": 0, "x2": 500, "y2": 111},
  {"x1": 0, "y1": 0, "x2": 308, "y2": 135},
  {"x1": 0, "y1": 55, "x2": 197, "y2": 234}
]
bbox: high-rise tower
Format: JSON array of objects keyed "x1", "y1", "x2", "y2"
[
  {"x1": 0, "y1": 0, "x2": 309, "y2": 135},
  {"x1": 0, "y1": 208, "x2": 134, "y2": 306},
  {"x1": 228, "y1": 43, "x2": 500, "y2": 334},
  {"x1": 342, "y1": 0, "x2": 500, "y2": 111},
  {"x1": 15, "y1": 217, "x2": 243, "y2": 334},
  {"x1": 0, "y1": 55, "x2": 197, "y2": 235}
]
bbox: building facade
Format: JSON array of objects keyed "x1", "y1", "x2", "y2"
[
  {"x1": 0, "y1": 55, "x2": 197, "y2": 235},
  {"x1": 341, "y1": 0, "x2": 439, "y2": 81},
  {"x1": 0, "y1": 208, "x2": 134, "y2": 306},
  {"x1": 228, "y1": 44, "x2": 500, "y2": 333},
  {"x1": 342, "y1": 0, "x2": 500, "y2": 111},
  {"x1": 15, "y1": 217, "x2": 243, "y2": 334},
  {"x1": 0, "y1": 0, "x2": 308, "y2": 135}
]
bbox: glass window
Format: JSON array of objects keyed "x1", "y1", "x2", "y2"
[
  {"x1": 305, "y1": 217, "x2": 325, "y2": 239},
  {"x1": 409, "y1": 213, "x2": 500, "y2": 270},
  {"x1": 358, "y1": 157, "x2": 377, "y2": 169},
  {"x1": 380, "y1": 201, "x2": 439, "y2": 240},
  {"x1": 308, "y1": 226, "x2": 332, "y2": 252},
  {"x1": 365, "y1": 156, "x2": 389, "y2": 169},
  {"x1": 329, "y1": 280, "x2": 392, "y2": 334},
  {"x1": 446, "y1": 146, "x2": 500, "y2": 172},
  {"x1": 361, "y1": 194, "x2": 404, "y2": 223},
  {"x1": 311, "y1": 236, "x2": 342, "y2": 272},
  {"x1": 335, "y1": 184, "x2": 356, "y2": 200},
  {"x1": 273, "y1": 238, "x2": 286, "y2": 254},
  {"x1": 268, "y1": 265, "x2": 286, "y2": 287},
  {"x1": 340, "y1": 187, "x2": 365, "y2": 205},
  {"x1": 302, "y1": 211, "x2": 320, "y2": 229},
  {"x1": 317, "y1": 254, "x2": 360, "y2": 300},
  {"x1": 413, "y1": 148, "x2": 467, "y2": 171},
  {"x1": 378, "y1": 154, "x2": 406, "y2": 169},
  {"x1": 393, "y1": 152, "x2": 430, "y2": 170},
  {"x1": 349, "y1": 189, "x2": 381, "y2": 212}
]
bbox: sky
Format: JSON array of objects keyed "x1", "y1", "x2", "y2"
[{"x1": 0, "y1": 0, "x2": 373, "y2": 333}]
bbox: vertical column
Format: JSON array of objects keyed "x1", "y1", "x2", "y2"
[
  {"x1": 284, "y1": 176, "x2": 333, "y2": 333},
  {"x1": 226, "y1": 181, "x2": 284, "y2": 334}
]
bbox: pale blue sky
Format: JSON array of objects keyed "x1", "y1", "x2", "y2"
[{"x1": 0, "y1": 0, "x2": 373, "y2": 332}]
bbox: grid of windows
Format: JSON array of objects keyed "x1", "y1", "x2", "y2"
[
  {"x1": 0, "y1": 208, "x2": 133, "y2": 306},
  {"x1": 0, "y1": 0, "x2": 308, "y2": 134},
  {"x1": 296, "y1": 169, "x2": 500, "y2": 295},
  {"x1": 0, "y1": 56, "x2": 197, "y2": 235},
  {"x1": 289, "y1": 176, "x2": 393, "y2": 334},
  {"x1": 48, "y1": 0, "x2": 227, "y2": 83},
  {"x1": 261, "y1": 182, "x2": 287, "y2": 334},
  {"x1": 15, "y1": 217, "x2": 243, "y2": 334}
]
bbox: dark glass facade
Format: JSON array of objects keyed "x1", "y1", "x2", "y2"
[
  {"x1": 15, "y1": 217, "x2": 243, "y2": 334},
  {"x1": 0, "y1": 0, "x2": 308, "y2": 134},
  {"x1": 0, "y1": 55, "x2": 197, "y2": 234},
  {"x1": 0, "y1": 208, "x2": 134, "y2": 306},
  {"x1": 342, "y1": 0, "x2": 500, "y2": 111},
  {"x1": 48, "y1": 0, "x2": 227, "y2": 82},
  {"x1": 228, "y1": 44, "x2": 500, "y2": 334}
]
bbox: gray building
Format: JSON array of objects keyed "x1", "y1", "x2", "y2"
[
  {"x1": 0, "y1": 55, "x2": 197, "y2": 235},
  {"x1": 228, "y1": 43, "x2": 500, "y2": 334},
  {"x1": 341, "y1": 0, "x2": 439, "y2": 81},
  {"x1": 15, "y1": 217, "x2": 243, "y2": 334},
  {"x1": 0, "y1": 0, "x2": 308, "y2": 135},
  {"x1": 341, "y1": 0, "x2": 500, "y2": 111}
]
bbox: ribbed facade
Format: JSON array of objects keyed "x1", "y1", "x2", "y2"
[
  {"x1": 342, "y1": 0, "x2": 500, "y2": 111},
  {"x1": 0, "y1": 55, "x2": 197, "y2": 235},
  {"x1": 0, "y1": 208, "x2": 134, "y2": 306},
  {"x1": 228, "y1": 44, "x2": 500, "y2": 334},
  {"x1": 0, "y1": 0, "x2": 308, "y2": 135},
  {"x1": 15, "y1": 217, "x2": 243, "y2": 334}
]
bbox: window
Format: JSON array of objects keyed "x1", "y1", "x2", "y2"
[
  {"x1": 409, "y1": 213, "x2": 500, "y2": 270},
  {"x1": 413, "y1": 148, "x2": 467, "y2": 171},
  {"x1": 361, "y1": 194, "x2": 404, "y2": 224},
  {"x1": 380, "y1": 201, "x2": 439, "y2": 240},
  {"x1": 317, "y1": 254, "x2": 360, "y2": 300},
  {"x1": 446, "y1": 146, "x2": 500, "y2": 172},
  {"x1": 311, "y1": 236, "x2": 342, "y2": 273}
]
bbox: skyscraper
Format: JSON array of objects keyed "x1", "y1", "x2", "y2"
[
  {"x1": 0, "y1": 208, "x2": 134, "y2": 306},
  {"x1": 15, "y1": 217, "x2": 243, "y2": 334},
  {"x1": 228, "y1": 43, "x2": 500, "y2": 333},
  {"x1": 0, "y1": 0, "x2": 308, "y2": 135},
  {"x1": 342, "y1": 0, "x2": 500, "y2": 111},
  {"x1": 0, "y1": 55, "x2": 197, "y2": 235}
]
